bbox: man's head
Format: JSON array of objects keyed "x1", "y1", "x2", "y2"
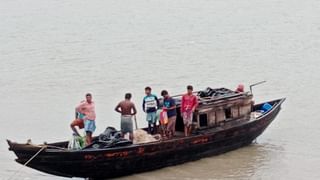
[
  {"x1": 236, "y1": 84, "x2": 244, "y2": 93},
  {"x1": 145, "y1": 86, "x2": 152, "y2": 95},
  {"x1": 187, "y1": 85, "x2": 193, "y2": 95},
  {"x1": 86, "y1": 93, "x2": 92, "y2": 103},
  {"x1": 125, "y1": 93, "x2": 132, "y2": 100},
  {"x1": 161, "y1": 90, "x2": 169, "y2": 98}
]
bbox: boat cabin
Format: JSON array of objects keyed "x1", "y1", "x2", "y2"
[{"x1": 167, "y1": 87, "x2": 254, "y2": 132}]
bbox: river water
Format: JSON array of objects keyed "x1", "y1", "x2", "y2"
[{"x1": 1, "y1": 0, "x2": 320, "y2": 179}]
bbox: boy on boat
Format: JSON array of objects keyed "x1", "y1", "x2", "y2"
[
  {"x1": 181, "y1": 85, "x2": 198, "y2": 136},
  {"x1": 70, "y1": 93, "x2": 96, "y2": 145},
  {"x1": 115, "y1": 93, "x2": 137, "y2": 140},
  {"x1": 161, "y1": 90, "x2": 177, "y2": 138},
  {"x1": 142, "y1": 87, "x2": 160, "y2": 134}
]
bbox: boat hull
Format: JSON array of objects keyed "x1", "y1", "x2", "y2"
[{"x1": 8, "y1": 98, "x2": 285, "y2": 179}]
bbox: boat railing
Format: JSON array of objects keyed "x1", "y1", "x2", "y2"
[
  {"x1": 197, "y1": 92, "x2": 250, "y2": 105},
  {"x1": 159, "y1": 89, "x2": 251, "y2": 108},
  {"x1": 173, "y1": 92, "x2": 250, "y2": 106}
]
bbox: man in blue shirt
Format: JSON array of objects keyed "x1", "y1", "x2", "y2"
[
  {"x1": 161, "y1": 90, "x2": 177, "y2": 138},
  {"x1": 143, "y1": 87, "x2": 160, "y2": 134}
]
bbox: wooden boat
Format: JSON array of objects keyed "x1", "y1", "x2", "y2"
[{"x1": 7, "y1": 87, "x2": 285, "y2": 179}]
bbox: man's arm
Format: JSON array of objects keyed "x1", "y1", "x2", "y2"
[
  {"x1": 75, "y1": 102, "x2": 85, "y2": 113},
  {"x1": 169, "y1": 105, "x2": 176, "y2": 110},
  {"x1": 132, "y1": 103, "x2": 137, "y2": 115},
  {"x1": 169, "y1": 99, "x2": 176, "y2": 110},
  {"x1": 155, "y1": 96, "x2": 160, "y2": 109},
  {"x1": 115, "y1": 103, "x2": 122, "y2": 114},
  {"x1": 180, "y1": 96, "x2": 185, "y2": 112},
  {"x1": 142, "y1": 98, "x2": 146, "y2": 112},
  {"x1": 75, "y1": 110, "x2": 78, "y2": 119}
]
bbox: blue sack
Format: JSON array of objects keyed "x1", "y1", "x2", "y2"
[{"x1": 262, "y1": 103, "x2": 272, "y2": 113}]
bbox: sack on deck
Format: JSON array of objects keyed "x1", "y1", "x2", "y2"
[
  {"x1": 68, "y1": 134, "x2": 85, "y2": 150},
  {"x1": 84, "y1": 127, "x2": 132, "y2": 149},
  {"x1": 133, "y1": 129, "x2": 160, "y2": 144},
  {"x1": 159, "y1": 110, "x2": 168, "y2": 125}
]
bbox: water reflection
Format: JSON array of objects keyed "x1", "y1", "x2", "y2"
[{"x1": 116, "y1": 143, "x2": 284, "y2": 180}]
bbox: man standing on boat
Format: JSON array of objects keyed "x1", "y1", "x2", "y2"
[
  {"x1": 70, "y1": 93, "x2": 96, "y2": 145},
  {"x1": 181, "y1": 85, "x2": 198, "y2": 136},
  {"x1": 115, "y1": 93, "x2": 137, "y2": 140},
  {"x1": 161, "y1": 90, "x2": 177, "y2": 138},
  {"x1": 235, "y1": 84, "x2": 245, "y2": 93},
  {"x1": 142, "y1": 87, "x2": 160, "y2": 134}
]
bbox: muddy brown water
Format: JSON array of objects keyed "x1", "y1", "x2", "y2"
[{"x1": 1, "y1": 0, "x2": 320, "y2": 179}]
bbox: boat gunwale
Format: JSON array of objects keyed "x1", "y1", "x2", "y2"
[{"x1": 7, "y1": 98, "x2": 286, "y2": 154}]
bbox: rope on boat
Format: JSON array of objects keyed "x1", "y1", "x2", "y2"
[{"x1": 7, "y1": 145, "x2": 47, "y2": 180}]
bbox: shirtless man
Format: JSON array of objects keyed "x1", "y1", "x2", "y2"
[{"x1": 115, "y1": 93, "x2": 137, "y2": 140}]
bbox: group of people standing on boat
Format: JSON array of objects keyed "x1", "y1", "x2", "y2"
[{"x1": 70, "y1": 85, "x2": 198, "y2": 145}]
